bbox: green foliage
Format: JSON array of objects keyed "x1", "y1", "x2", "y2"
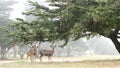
[
  {"x1": 9, "y1": 0, "x2": 120, "y2": 46},
  {"x1": 47, "y1": 0, "x2": 120, "y2": 43},
  {"x1": 49, "y1": 0, "x2": 120, "y2": 38}
]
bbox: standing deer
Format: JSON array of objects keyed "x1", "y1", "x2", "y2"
[
  {"x1": 39, "y1": 45, "x2": 56, "y2": 62},
  {"x1": 26, "y1": 45, "x2": 38, "y2": 62}
]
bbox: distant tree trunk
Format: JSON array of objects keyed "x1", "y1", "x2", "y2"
[
  {"x1": 19, "y1": 54, "x2": 24, "y2": 59},
  {"x1": 109, "y1": 28, "x2": 120, "y2": 54},
  {"x1": 65, "y1": 47, "x2": 71, "y2": 57},
  {"x1": 0, "y1": 46, "x2": 9, "y2": 59},
  {"x1": 18, "y1": 46, "x2": 28, "y2": 59},
  {"x1": 13, "y1": 45, "x2": 18, "y2": 58},
  {"x1": 18, "y1": 51, "x2": 25, "y2": 59},
  {"x1": 0, "y1": 49, "x2": 6, "y2": 59}
]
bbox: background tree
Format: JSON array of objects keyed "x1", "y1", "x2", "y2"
[{"x1": 0, "y1": 0, "x2": 16, "y2": 59}]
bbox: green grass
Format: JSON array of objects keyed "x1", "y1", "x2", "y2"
[
  {"x1": 1, "y1": 60, "x2": 120, "y2": 68},
  {"x1": 1, "y1": 55, "x2": 120, "y2": 68}
]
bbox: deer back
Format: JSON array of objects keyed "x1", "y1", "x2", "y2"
[{"x1": 40, "y1": 45, "x2": 56, "y2": 56}]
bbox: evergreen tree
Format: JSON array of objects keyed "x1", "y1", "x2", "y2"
[
  {"x1": 47, "y1": 0, "x2": 120, "y2": 52},
  {"x1": 9, "y1": 0, "x2": 120, "y2": 53}
]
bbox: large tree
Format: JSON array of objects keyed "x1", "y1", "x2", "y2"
[
  {"x1": 9, "y1": 0, "x2": 120, "y2": 54},
  {"x1": 47, "y1": 0, "x2": 120, "y2": 52}
]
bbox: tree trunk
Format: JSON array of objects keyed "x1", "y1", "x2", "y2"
[
  {"x1": 18, "y1": 45, "x2": 28, "y2": 59},
  {"x1": 20, "y1": 54, "x2": 24, "y2": 59},
  {"x1": 18, "y1": 51, "x2": 25, "y2": 59},
  {"x1": 109, "y1": 29, "x2": 120, "y2": 53},
  {"x1": 13, "y1": 45, "x2": 19, "y2": 58},
  {"x1": 0, "y1": 47, "x2": 9, "y2": 59},
  {"x1": 1, "y1": 52, "x2": 6, "y2": 59}
]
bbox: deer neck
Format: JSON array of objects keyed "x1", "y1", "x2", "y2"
[{"x1": 52, "y1": 48, "x2": 55, "y2": 52}]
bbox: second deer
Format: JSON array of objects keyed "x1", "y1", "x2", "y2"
[{"x1": 39, "y1": 45, "x2": 56, "y2": 62}]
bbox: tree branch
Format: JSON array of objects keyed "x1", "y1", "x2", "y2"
[{"x1": 59, "y1": 39, "x2": 69, "y2": 48}]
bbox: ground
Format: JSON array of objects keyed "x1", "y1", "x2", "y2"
[{"x1": 0, "y1": 55, "x2": 120, "y2": 68}]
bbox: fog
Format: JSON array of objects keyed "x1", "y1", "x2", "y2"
[
  {"x1": 37, "y1": 36, "x2": 119, "y2": 57},
  {"x1": 1, "y1": 0, "x2": 119, "y2": 58}
]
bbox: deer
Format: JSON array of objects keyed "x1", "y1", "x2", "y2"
[
  {"x1": 26, "y1": 45, "x2": 38, "y2": 62},
  {"x1": 39, "y1": 45, "x2": 56, "y2": 62}
]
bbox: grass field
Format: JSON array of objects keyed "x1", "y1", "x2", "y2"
[{"x1": 0, "y1": 55, "x2": 120, "y2": 68}]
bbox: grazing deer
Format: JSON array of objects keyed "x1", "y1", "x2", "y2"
[
  {"x1": 39, "y1": 45, "x2": 56, "y2": 62},
  {"x1": 26, "y1": 45, "x2": 37, "y2": 62}
]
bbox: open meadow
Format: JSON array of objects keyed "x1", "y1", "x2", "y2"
[
  {"x1": 1, "y1": 55, "x2": 120, "y2": 68},
  {"x1": 0, "y1": 0, "x2": 120, "y2": 68}
]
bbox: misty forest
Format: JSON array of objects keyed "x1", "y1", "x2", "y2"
[{"x1": 0, "y1": 0, "x2": 120, "y2": 68}]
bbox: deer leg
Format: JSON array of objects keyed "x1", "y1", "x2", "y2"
[
  {"x1": 32, "y1": 54, "x2": 36, "y2": 62},
  {"x1": 30, "y1": 55, "x2": 34, "y2": 62},
  {"x1": 33, "y1": 54, "x2": 36, "y2": 62},
  {"x1": 26, "y1": 55, "x2": 28, "y2": 59},
  {"x1": 30, "y1": 55, "x2": 32, "y2": 62},
  {"x1": 48, "y1": 56, "x2": 51, "y2": 62},
  {"x1": 40, "y1": 55, "x2": 43, "y2": 62},
  {"x1": 32, "y1": 56, "x2": 35, "y2": 62},
  {"x1": 26, "y1": 54, "x2": 29, "y2": 60}
]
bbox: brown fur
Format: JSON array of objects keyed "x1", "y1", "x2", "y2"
[
  {"x1": 39, "y1": 45, "x2": 56, "y2": 62},
  {"x1": 26, "y1": 45, "x2": 37, "y2": 62}
]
